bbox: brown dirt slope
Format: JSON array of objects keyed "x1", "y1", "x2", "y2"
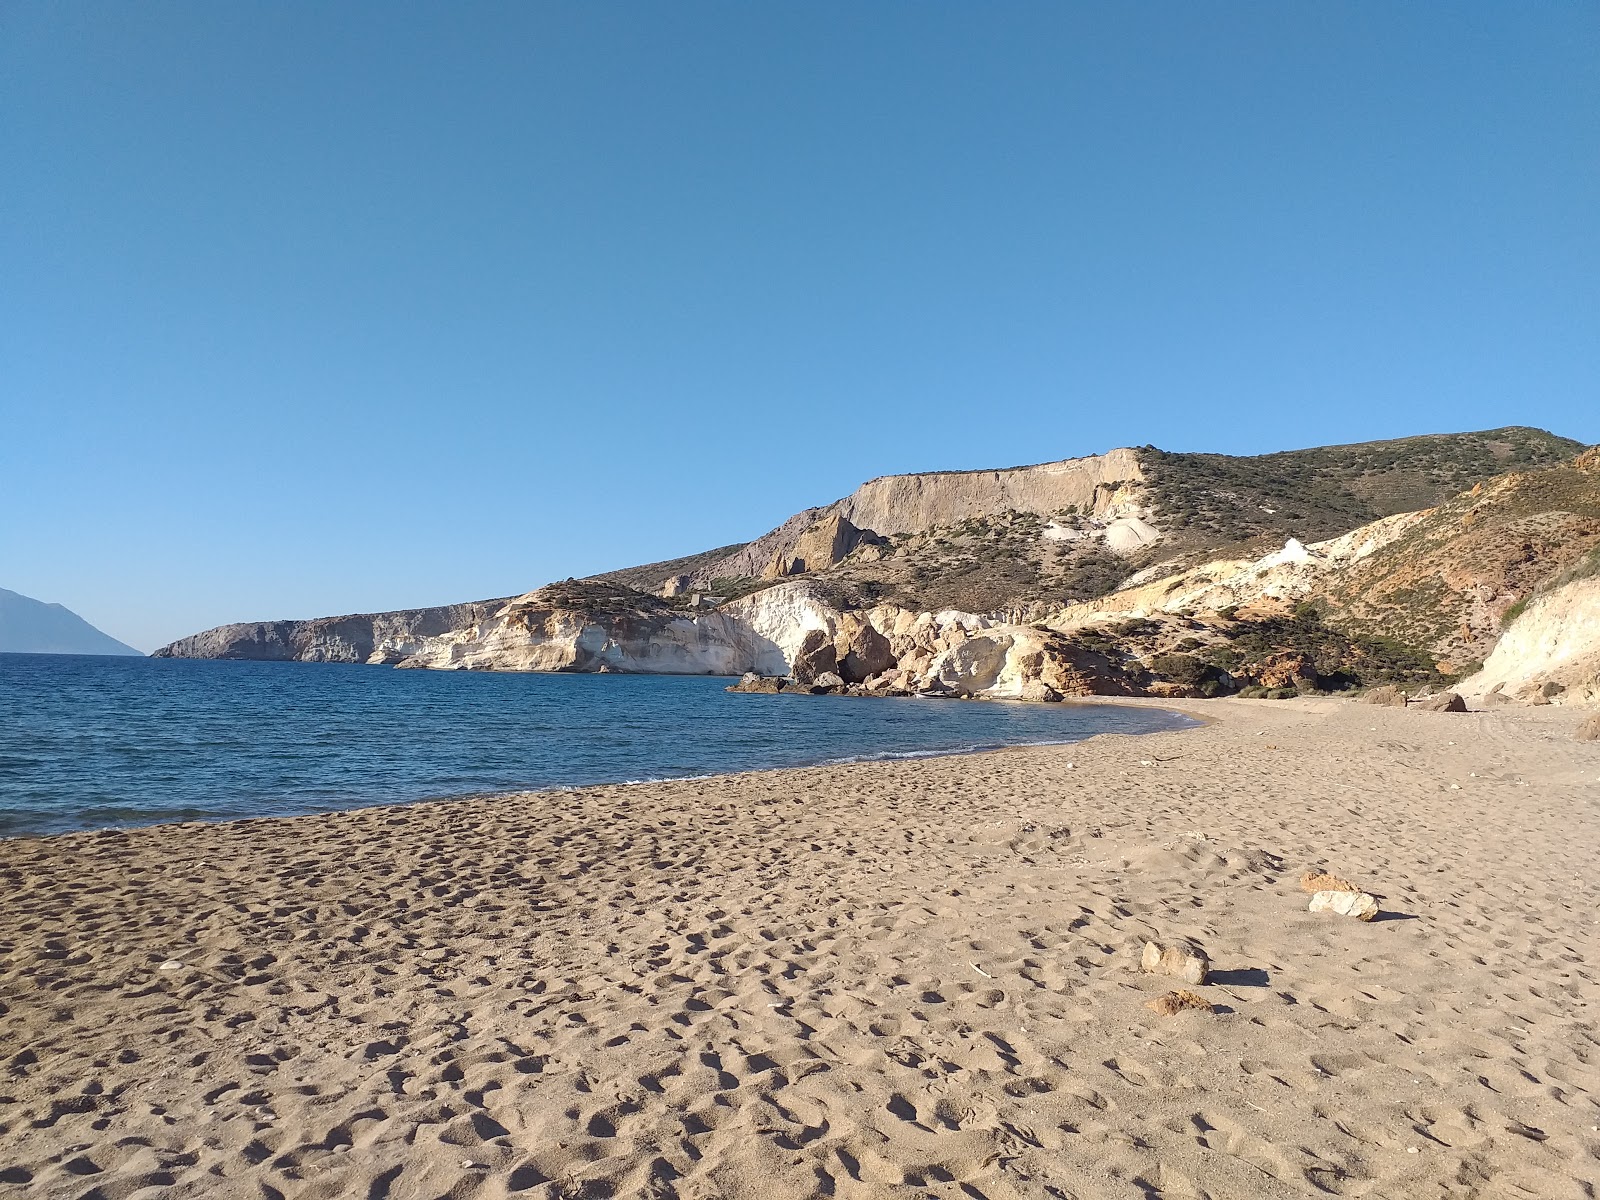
[{"x1": 1318, "y1": 451, "x2": 1600, "y2": 666}]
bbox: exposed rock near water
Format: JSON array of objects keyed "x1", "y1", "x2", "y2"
[
  {"x1": 154, "y1": 429, "x2": 1600, "y2": 709},
  {"x1": 152, "y1": 598, "x2": 512, "y2": 664}
]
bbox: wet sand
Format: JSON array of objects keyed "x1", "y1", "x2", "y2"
[{"x1": 2, "y1": 697, "x2": 1597, "y2": 1199}]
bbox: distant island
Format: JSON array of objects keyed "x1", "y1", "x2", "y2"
[{"x1": 0, "y1": 588, "x2": 142, "y2": 656}]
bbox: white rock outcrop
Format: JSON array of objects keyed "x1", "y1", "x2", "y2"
[
  {"x1": 1458, "y1": 576, "x2": 1600, "y2": 707},
  {"x1": 1048, "y1": 511, "x2": 1427, "y2": 630}
]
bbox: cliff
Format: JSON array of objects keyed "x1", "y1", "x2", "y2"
[
  {"x1": 1458, "y1": 572, "x2": 1600, "y2": 707},
  {"x1": 153, "y1": 597, "x2": 511, "y2": 663},
  {"x1": 680, "y1": 448, "x2": 1148, "y2": 588}
]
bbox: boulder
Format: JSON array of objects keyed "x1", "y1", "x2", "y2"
[
  {"x1": 727, "y1": 672, "x2": 785, "y2": 694},
  {"x1": 763, "y1": 514, "x2": 867, "y2": 579},
  {"x1": 807, "y1": 671, "x2": 845, "y2": 695},
  {"x1": 1144, "y1": 681, "x2": 1206, "y2": 700},
  {"x1": 836, "y1": 617, "x2": 894, "y2": 684},
  {"x1": 1412, "y1": 691, "x2": 1467, "y2": 712},
  {"x1": 1362, "y1": 685, "x2": 1407, "y2": 707},
  {"x1": 1576, "y1": 713, "x2": 1600, "y2": 742},
  {"x1": 1146, "y1": 989, "x2": 1214, "y2": 1016},
  {"x1": 660, "y1": 574, "x2": 692, "y2": 598},
  {"x1": 1308, "y1": 890, "x2": 1380, "y2": 921},
  {"x1": 1139, "y1": 939, "x2": 1210, "y2": 985},
  {"x1": 1018, "y1": 679, "x2": 1063, "y2": 703},
  {"x1": 791, "y1": 629, "x2": 839, "y2": 685}
]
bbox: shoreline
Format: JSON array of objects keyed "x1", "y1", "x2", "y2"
[
  {"x1": 0, "y1": 695, "x2": 1201, "y2": 843},
  {"x1": 3, "y1": 698, "x2": 1595, "y2": 1198}
]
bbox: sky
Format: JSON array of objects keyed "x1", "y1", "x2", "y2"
[{"x1": 3, "y1": 3, "x2": 1597, "y2": 651}]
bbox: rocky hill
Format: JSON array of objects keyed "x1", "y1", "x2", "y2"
[
  {"x1": 604, "y1": 427, "x2": 1582, "y2": 617},
  {"x1": 154, "y1": 427, "x2": 1598, "y2": 706}
]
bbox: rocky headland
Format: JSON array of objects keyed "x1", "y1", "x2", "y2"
[{"x1": 154, "y1": 427, "x2": 1600, "y2": 711}]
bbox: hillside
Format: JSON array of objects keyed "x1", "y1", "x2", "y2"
[
  {"x1": 0, "y1": 588, "x2": 141, "y2": 656},
  {"x1": 1138, "y1": 426, "x2": 1581, "y2": 557},
  {"x1": 1316, "y1": 451, "x2": 1600, "y2": 666},
  {"x1": 155, "y1": 427, "x2": 1592, "y2": 702},
  {"x1": 602, "y1": 426, "x2": 1582, "y2": 618}
]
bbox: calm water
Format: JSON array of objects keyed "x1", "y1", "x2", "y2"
[{"x1": 0, "y1": 653, "x2": 1194, "y2": 837}]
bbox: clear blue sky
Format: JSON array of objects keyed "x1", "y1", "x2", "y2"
[{"x1": 4, "y1": 3, "x2": 1596, "y2": 651}]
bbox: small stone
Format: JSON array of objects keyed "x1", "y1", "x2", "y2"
[
  {"x1": 1308, "y1": 890, "x2": 1380, "y2": 921},
  {"x1": 1140, "y1": 939, "x2": 1210, "y2": 985},
  {"x1": 1146, "y1": 989, "x2": 1214, "y2": 1016},
  {"x1": 158, "y1": 960, "x2": 184, "y2": 971}
]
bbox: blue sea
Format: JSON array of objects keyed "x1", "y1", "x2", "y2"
[{"x1": 0, "y1": 653, "x2": 1195, "y2": 837}]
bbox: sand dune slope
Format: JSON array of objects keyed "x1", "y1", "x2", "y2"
[{"x1": 2, "y1": 700, "x2": 1597, "y2": 1199}]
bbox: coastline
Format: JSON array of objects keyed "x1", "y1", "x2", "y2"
[{"x1": 3, "y1": 698, "x2": 1596, "y2": 1198}]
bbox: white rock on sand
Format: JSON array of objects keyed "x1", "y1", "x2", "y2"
[{"x1": 1308, "y1": 888, "x2": 1381, "y2": 920}]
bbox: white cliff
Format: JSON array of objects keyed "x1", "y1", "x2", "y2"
[{"x1": 1458, "y1": 575, "x2": 1600, "y2": 706}]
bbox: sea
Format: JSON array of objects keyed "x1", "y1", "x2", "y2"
[{"x1": 0, "y1": 653, "x2": 1196, "y2": 837}]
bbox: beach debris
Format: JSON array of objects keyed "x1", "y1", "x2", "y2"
[
  {"x1": 1308, "y1": 890, "x2": 1380, "y2": 921},
  {"x1": 970, "y1": 963, "x2": 994, "y2": 979},
  {"x1": 158, "y1": 959, "x2": 185, "y2": 971},
  {"x1": 1147, "y1": 989, "x2": 1214, "y2": 1016},
  {"x1": 1576, "y1": 713, "x2": 1600, "y2": 742},
  {"x1": 1300, "y1": 869, "x2": 1361, "y2": 894},
  {"x1": 1412, "y1": 691, "x2": 1467, "y2": 712},
  {"x1": 1362, "y1": 685, "x2": 1408, "y2": 707},
  {"x1": 1140, "y1": 939, "x2": 1210, "y2": 985}
]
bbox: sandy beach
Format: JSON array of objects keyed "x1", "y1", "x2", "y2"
[{"x1": 2, "y1": 698, "x2": 1597, "y2": 1199}]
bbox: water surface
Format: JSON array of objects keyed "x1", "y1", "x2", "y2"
[{"x1": 0, "y1": 654, "x2": 1195, "y2": 836}]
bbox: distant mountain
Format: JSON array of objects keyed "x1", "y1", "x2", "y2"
[{"x1": 0, "y1": 588, "x2": 142, "y2": 656}]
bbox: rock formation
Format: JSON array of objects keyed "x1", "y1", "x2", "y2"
[
  {"x1": 153, "y1": 597, "x2": 512, "y2": 663},
  {"x1": 1457, "y1": 574, "x2": 1600, "y2": 708},
  {"x1": 1308, "y1": 890, "x2": 1380, "y2": 921},
  {"x1": 761, "y1": 514, "x2": 870, "y2": 579},
  {"x1": 155, "y1": 429, "x2": 1596, "y2": 708},
  {"x1": 1139, "y1": 940, "x2": 1210, "y2": 985}
]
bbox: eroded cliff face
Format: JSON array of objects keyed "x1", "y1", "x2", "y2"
[
  {"x1": 152, "y1": 599, "x2": 511, "y2": 663},
  {"x1": 304, "y1": 579, "x2": 1141, "y2": 701},
  {"x1": 1459, "y1": 576, "x2": 1600, "y2": 706},
  {"x1": 393, "y1": 584, "x2": 792, "y2": 677},
  {"x1": 689, "y1": 449, "x2": 1149, "y2": 586}
]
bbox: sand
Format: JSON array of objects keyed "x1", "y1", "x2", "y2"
[{"x1": 2, "y1": 698, "x2": 1597, "y2": 1199}]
